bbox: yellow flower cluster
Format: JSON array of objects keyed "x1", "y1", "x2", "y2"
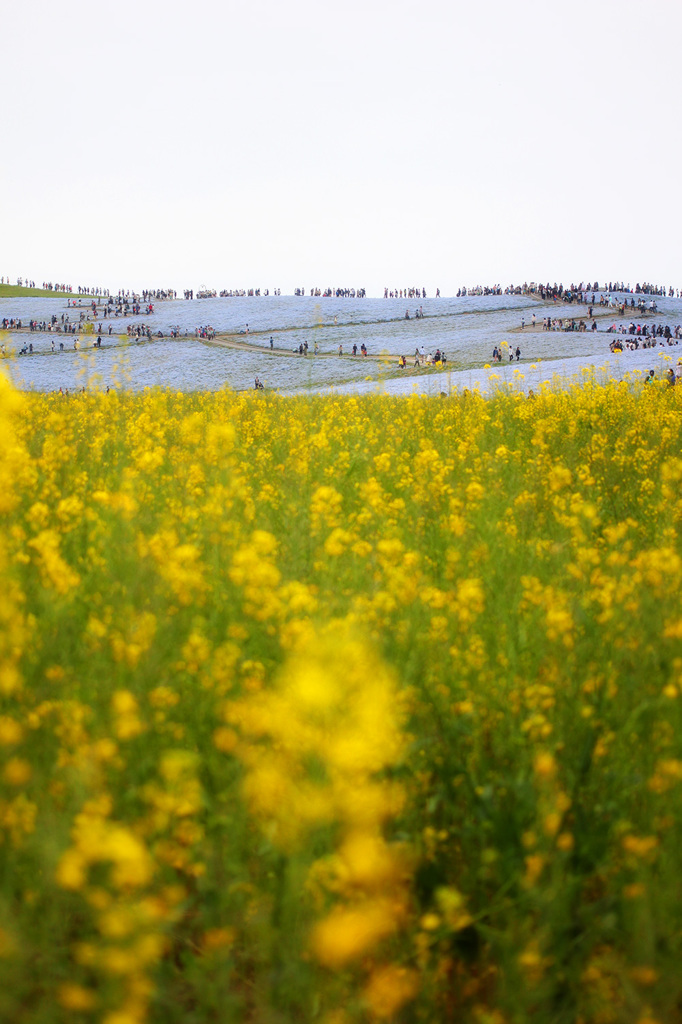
[{"x1": 0, "y1": 373, "x2": 680, "y2": 1024}]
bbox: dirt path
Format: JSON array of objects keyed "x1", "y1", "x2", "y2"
[{"x1": 510, "y1": 305, "x2": 657, "y2": 334}]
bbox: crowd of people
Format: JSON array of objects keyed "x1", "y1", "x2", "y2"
[
  {"x1": 16, "y1": 335, "x2": 104, "y2": 355},
  {"x1": 125, "y1": 324, "x2": 153, "y2": 339},
  {"x1": 456, "y1": 285, "x2": 502, "y2": 296},
  {"x1": 491, "y1": 345, "x2": 522, "y2": 362},
  {"x1": 539, "y1": 316, "x2": 593, "y2": 332},
  {"x1": 396, "y1": 346, "x2": 448, "y2": 367},
  {"x1": 5, "y1": 272, "x2": 682, "y2": 303},
  {"x1": 608, "y1": 323, "x2": 681, "y2": 351},
  {"x1": 644, "y1": 365, "x2": 682, "y2": 386},
  {"x1": 219, "y1": 289, "x2": 281, "y2": 297},
  {"x1": 293, "y1": 287, "x2": 366, "y2": 298},
  {"x1": 29, "y1": 315, "x2": 93, "y2": 336},
  {"x1": 587, "y1": 295, "x2": 658, "y2": 314},
  {"x1": 141, "y1": 288, "x2": 175, "y2": 301},
  {"x1": 2, "y1": 277, "x2": 36, "y2": 289},
  {"x1": 452, "y1": 281, "x2": 681, "y2": 301},
  {"x1": 2, "y1": 277, "x2": 181, "y2": 300},
  {"x1": 95, "y1": 297, "x2": 154, "y2": 318},
  {"x1": 384, "y1": 287, "x2": 432, "y2": 299},
  {"x1": 519, "y1": 281, "x2": 680, "y2": 301}
]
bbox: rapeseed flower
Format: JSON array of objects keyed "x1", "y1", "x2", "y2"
[{"x1": 0, "y1": 374, "x2": 681, "y2": 1022}]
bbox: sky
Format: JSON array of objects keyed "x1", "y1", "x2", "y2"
[{"x1": 2, "y1": 0, "x2": 680, "y2": 296}]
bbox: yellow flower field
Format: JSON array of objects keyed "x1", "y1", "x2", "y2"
[{"x1": 1, "y1": 371, "x2": 682, "y2": 1024}]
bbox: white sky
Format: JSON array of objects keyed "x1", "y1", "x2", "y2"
[{"x1": 2, "y1": 0, "x2": 680, "y2": 296}]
